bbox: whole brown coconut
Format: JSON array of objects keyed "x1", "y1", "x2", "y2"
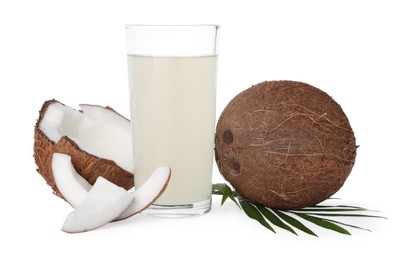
[{"x1": 215, "y1": 80, "x2": 357, "y2": 209}]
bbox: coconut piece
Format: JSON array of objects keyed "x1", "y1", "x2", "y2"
[
  {"x1": 34, "y1": 100, "x2": 134, "y2": 200},
  {"x1": 62, "y1": 177, "x2": 134, "y2": 233},
  {"x1": 52, "y1": 153, "x2": 91, "y2": 208},
  {"x1": 115, "y1": 167, "x2": 171, "y2": 221},
  {"x1": 215, "y1": 80, "x2": 357, "y2": 209},
  {"x1": 77, "y1": 104, "x2": 132, "y2": 170},
  {"x1": 52, "y1": 151, "x2": 170, "y2": 219},
  {"x1": 52, "y1": 152, "x2": 170, "y2": 223}
]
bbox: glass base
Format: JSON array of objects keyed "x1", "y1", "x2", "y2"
[{"x1": 141, "y1": 198, "x2": 212, "y2": 218}]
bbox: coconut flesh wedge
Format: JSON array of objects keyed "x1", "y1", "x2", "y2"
[
  {"x1": 51, "y1": 152, "x2": 171, "y2": 231},
  {"x1": 61, "y1": 177, "x2": 134, "y2": 233},
  {"x1": 115, "y1": 167, "x2": 171, "y2": 221},
  {"x1": 52, "y1": 153, "x2": 91, "y2": 208},
  {"x1": 34, "y1": 100, "x2": 134, "y2": 200}
]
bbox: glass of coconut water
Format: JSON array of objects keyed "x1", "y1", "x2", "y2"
[{"x1": 126, "y1": 25, "x2": 219, "y2": 217}]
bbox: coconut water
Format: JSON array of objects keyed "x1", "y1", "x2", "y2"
[{"x1": 128, "y1": 55, "x2": 217, "y2": 205}]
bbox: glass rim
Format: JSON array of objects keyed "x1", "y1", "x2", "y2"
[{"x1": 125, "y1": 24, "x2": 220, "y2": 29}]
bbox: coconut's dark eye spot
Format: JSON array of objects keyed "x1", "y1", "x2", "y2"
[
  {"x1": 232, "y1": 161, "x2": 241, "y2": 173},
  {"x1": 226, "y1": 158, "x2": 241, "y2": 176},
  {"x1": 223, "y1": 130, "x2": 233, "y2": 144}
]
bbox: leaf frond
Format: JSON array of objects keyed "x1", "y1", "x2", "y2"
[{"x1": 212, "y1": 183, "x2": 384, "y2": 236}]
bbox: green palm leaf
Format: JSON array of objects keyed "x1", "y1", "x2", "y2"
[
  {"x1": 256, "y1": 205, "x2": 298, "y2": 235},
  {"x1": 325, "y1": 219, "x2": 372, "y2": 232},
  {"x1": 273, "y1": 210, "x2": 317, "y2": 236},
  {"x1": 212, "y1": 183, "x2": 240, "y2": 208},
  {"x1": 298, "y1": 212, "x2": 385, "y2": 218},
  {"x1": 294, "y1": 207, "x2": 370, "y2": 212},
  {"x1": 292, "y1": 212, "x2": 351, "y2": 235},
  {"x1": 212, "y1": 183, "x2": 384, "y2": 236},
  {"x1": 239, "y1": 199, "x2": 276, "y2": 233}
]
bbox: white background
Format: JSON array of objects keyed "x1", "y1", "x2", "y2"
[{"x1": 1, "y1": 0, "x2": 418, "y2": 259}]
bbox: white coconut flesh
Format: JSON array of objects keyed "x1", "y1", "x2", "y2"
[
  {"x1": 61, "y1": 176, "x2": 134, "y2": 233},
  {"x1": 53, "y1": 152, "x2": 171, "y2": 232},
  {"x1": 115, "y1": 167, "x2": 171, "y2": 221},
  {"x1": 52, "y1": 153, "x2": 91, "y2": 208},
  {"x1": 39, "y1": 102, "x2": 133, "y2": 173}
]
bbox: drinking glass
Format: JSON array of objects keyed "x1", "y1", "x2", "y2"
[{"x1": 126, "y1": 25, "x2": 219, "y2": 217}]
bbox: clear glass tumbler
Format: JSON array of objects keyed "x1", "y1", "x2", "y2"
[{"x1": 126, "y1": 25, "x2": 219, "y2": 217}]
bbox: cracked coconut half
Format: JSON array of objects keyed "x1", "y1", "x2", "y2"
[
  {"x1": 34, "y1": 99, "x2": 134, "y2": 202},
  {"x1": 34, "y1": 100, "x2": 172, "y2": 233}
]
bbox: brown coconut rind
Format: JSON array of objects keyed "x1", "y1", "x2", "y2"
[
  {"x1": 215, "y1": 81, "x2": 357, "y2": 209},
  {"x1": 34, "y1": 99, "x2": 134, "y2": 200}
]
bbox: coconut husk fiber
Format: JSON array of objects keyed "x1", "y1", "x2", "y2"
[{"x1": 215, "y1": 80, "x2": 357, "y2": 209}]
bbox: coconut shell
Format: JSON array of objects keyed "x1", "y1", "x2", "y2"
[
  {"x1": 215, "y1": 81, "x2": 357, "y2": 209},
  {"x1": 34, "y1": 99, "x2": 134, "y2": 201}
]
